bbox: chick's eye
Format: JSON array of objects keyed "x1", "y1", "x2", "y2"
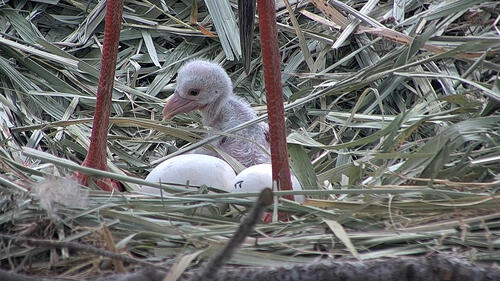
[{"x1": 188, "y1": 89, "x2": 200, "y2": 96}]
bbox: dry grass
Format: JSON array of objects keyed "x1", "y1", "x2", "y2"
[{"x1": 0, "y1": 0, "x2": 499, "y2": 278}]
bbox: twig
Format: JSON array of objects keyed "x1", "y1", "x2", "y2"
[
  {"x1": 0, "y1": 234, "x2": 163, "y2": 270},
  {"x1": 1, "y1": 255, "x2": 499, "y2": 281},
  {"x1": 0, "y1": 269, "x2": 75, "y2": 281},
  {"x1": 188, "y1": 188, "x2": 273, "y2": 281},
  {"x1": 184, "y1": 255, "x2": 500, "y2": 281}
]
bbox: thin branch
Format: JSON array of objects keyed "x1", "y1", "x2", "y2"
[
  {"x1": 189, "y1": 188, "x2": 274, "y2": 281},
  {"x1": 0, "y1": 234, "x2": 163, "y2": 270}
]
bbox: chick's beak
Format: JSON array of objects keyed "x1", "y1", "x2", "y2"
[{"x1": 163, "y1": 91, "x2": 200, "y2": 119}]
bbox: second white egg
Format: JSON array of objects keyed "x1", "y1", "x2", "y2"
[{"x1": 231, "y1": 164, "x2": 305, "y2": 203}]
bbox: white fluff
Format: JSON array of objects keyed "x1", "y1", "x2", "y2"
[{"x1": 170, "y1": 60, "x2": 271, "y2": 167}]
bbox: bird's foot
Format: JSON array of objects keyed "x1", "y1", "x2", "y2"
[
  {"x1": 262, "y1": 212, "x2": 292, "y2": 223},
  {"x1": 74, "y1": 171, "x2": 123, "y2": 192}
]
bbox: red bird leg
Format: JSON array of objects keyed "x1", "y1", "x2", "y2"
[
  {"x1": 75, "y1": 0, "x2": 125, "y2": 192},
  {"x1": 257, "y1": 0, "x2": 294, "y2": 201}
]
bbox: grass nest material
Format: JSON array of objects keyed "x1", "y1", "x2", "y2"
[{"x1": 0, "y1": 0, "x2": 499, "y2": 279}]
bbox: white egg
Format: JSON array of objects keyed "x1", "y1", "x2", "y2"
[
  {"x1": 141, "y1": 154, "x2": 236, "y2": 196},
  {"x1": 231, "y1": 164, "x2": 305, "y2": 203}
]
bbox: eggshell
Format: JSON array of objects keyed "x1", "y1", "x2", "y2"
[
  {"x1": 141, "y1": 154, "x2": 236, "y2": 195},
  {"x1": 231, "y1": 164, "x2": 305, "y2": 203}
]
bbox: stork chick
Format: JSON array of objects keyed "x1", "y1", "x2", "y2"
[{"x1": 163, "y1": 60, "x2": 270, "y2": 167}]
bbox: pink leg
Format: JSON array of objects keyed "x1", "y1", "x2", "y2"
[
  {"x1": 257, "y1": 0, "x2": 294, "y2": 201},
  {"x1": 75, "y1": 0, "x2": 125, "y2": 192}
]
